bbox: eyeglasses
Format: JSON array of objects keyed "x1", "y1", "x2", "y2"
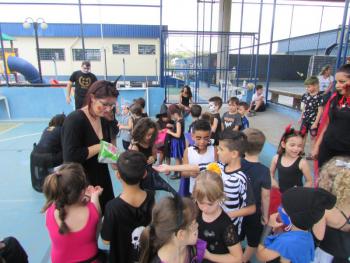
[{"x1": 97, "y1": 99, "x2": 116, "y2": 109}]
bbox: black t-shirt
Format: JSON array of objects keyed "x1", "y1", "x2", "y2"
[
  {"x1": 101, "y1": 191, "x2": 155, "y2": 263},
  {"x1": 240, "y1": 159, "x2": 271, "y2": 211},
  {"x1": 69, "y1": 70, "x2": 97, "y2": 98},
  {"x1": 37, "y1": 126, "x2": 62, "y2": 153},
  {"x1": 211, "y1": 113, "x2": 222, "y2": 144},
  {"x1": 198, "y1": 210, "x2": 239, "y2": 263}
]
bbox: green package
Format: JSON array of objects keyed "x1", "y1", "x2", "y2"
[{"x1": 98, "y1": 140, "x2": 119, "y2": 163}]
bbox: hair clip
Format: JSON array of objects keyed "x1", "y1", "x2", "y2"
[{"x1": 335, "y1": 160, "x2": 350, "y2": 169}]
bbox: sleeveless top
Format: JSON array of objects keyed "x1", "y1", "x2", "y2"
[
  {"x1": 181, "y1": 95, "x2": 190, "y2": 107},
  {"x1": 46, "y1": 202, "x2": 99, "y2": 263},
  {"x1": 319, "y1": 226, "x2": 350, "y2": 259},
  {"x1": 276, "y1": 155, "x2": 303, "y2": 193},
  {"x1": 188, "y1": 145, "x2": 216, "y2": 193},
  {"x1": 134, "y1": 142, "x2": 153, "y2": 160}
]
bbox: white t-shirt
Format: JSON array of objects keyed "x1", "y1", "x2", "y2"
[
  {"x1": 252, "y1": 92, "x2": 264, "y2": 103},
  {"x1": 187, "y1": 145, "x2": 216, "y2": 193},
  {"x1": 317, "y1": 75, "x2": 334, "y2": 92}
]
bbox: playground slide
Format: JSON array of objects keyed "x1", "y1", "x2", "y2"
[{"x1": 7, "y1": 56, "x2": 44, "y2": 84}]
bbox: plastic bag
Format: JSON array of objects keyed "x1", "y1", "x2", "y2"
[{"x1": 98, "y1": 140, "x2": 119, "y2": 163}]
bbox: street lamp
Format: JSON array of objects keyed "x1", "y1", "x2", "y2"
[{"x1": 23, "y1": 17, "x2": 48, "y2": 83}]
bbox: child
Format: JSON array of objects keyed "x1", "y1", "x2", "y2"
[
  {"x1": 300, "y1": 76, "x2": 323, "y2": 158},
  {"x1": 42, "y1": 163, "x2": 103, "y2": 263},
  {"x1": 155, "y1": 105, "x2": 172, "y2": 165},
  {"x1": 316, "y1": 156, "x2": 350, "y2": 262},
  {"x1": 154, "y1": 129, "x2": 256, "y2": 237},
  {"x1": 179, "y1": 85, "x2": 193, "y2": 116},
  {"x1": 186, "y1": 104, "x2": 202, "y2": 147},
  {"x1": 139, "y1": 196, "x2": 207, "y2": 263},
  {"x1": 249, "y1": 84, "x2": 265, "y2": 115},
  {"x1": 221, "y1": 96, "x2": 242, "y2": 131},
  {"x1": 241, "y1": 128, "x2": 271, "y2": 262},
  {"x1": 167, "y1": 104, "x2": 186, "y2": 179},
  {"x1": 118, "y1": 103, "x2": 132, "y2": 150},
  {"x1": 133, "y1": 97, "x2": 148, "y2": 117},
  {"x1": 238, "y1": 101, "x2": 249, "y2": 130},
  {"x1": 270, "y1": 125, "x2": 313, "y2": 193},
  {"x1": 101, "y1": 151, "x2": 155, "y2": 263},
  {"x1": 208, "y1": 96, "x2": 223, "y2": 145},
  {"x1": 129, "y1": 103, "x2": 143, "y2": 135},
  {"x1": 193, "y1": 170, "x2": 243, "y2": 263},
  {"x1": 182, "y1": 119, "x2": 217, "y2": 196},
  {"x1": 257, "y1": 187, "x2": 336, "y2": 263},
  {"x1": 130, "y1": 117, "x2": 158, "y2": 165}
]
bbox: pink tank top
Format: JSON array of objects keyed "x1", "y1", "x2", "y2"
[{"x1": 46, "y1": 202, "x2": 99, "y2": 263}]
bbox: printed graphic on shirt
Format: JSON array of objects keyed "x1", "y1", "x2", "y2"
[
  {"x1": 78, "y1": 76, "x2": 93, "y2": 89},
  {"x1": 131, "y1": 226, "x2": 145, "y2": 251}
]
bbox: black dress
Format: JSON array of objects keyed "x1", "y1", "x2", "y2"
[
  {"x1": 318, "y1": 93, "x2": 350, "y2": 168},
  {"x1": 62, "y1": 110, "x2": 114, "y2": 213}
]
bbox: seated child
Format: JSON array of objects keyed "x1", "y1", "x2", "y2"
[
  {"x1": 249, "y1": 84, "x2": 265, "y2": 115},
  {"x1": 238, "y1": 101, "x2": 249, "y2": 130}
]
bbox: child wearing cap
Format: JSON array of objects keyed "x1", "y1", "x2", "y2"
[
  {"x1": 257, "y1": 187, "x2": 336, "y2": 263},
  {"x1": 300, "y1": 76, "x2": 324, "y2": 159}
]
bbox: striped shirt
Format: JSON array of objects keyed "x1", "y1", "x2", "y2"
[{"x1": 218, "y1": 162, "x2": 255, "y2": 235}]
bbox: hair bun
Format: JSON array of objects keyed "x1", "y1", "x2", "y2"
[{"x1": 206, "y1": 163, "x2": 221, "y2": 176}]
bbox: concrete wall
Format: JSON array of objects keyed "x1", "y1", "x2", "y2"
[
  {"x1": 0, "y1": 87, "x2": 164, "y2": 120},
  {"x1": 11, "y1": 37, "x2": 160, "y2": 79}
]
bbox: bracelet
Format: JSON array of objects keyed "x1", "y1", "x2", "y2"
[{"x1": 259, "y1": 225, "x2": 272, "y2": 245}]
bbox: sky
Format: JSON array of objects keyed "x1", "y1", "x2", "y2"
[{"x1": 0, "y1": 0, "x2": 347, "y2": 53}]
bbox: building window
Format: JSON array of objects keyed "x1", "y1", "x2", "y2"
[
  {"x1": 138, "y1": 44, "x2": 156, "y2": 55},
  {"x1": 112, "y1": 44, "x2": 130, "y2": 54},
  {"x1": 39, "y1": 49, "x2": 65, "y2": 61},
  {"x1": 72, "y1": 49, "x2": 101, "y2": 61}
]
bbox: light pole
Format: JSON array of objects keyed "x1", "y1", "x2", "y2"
[{"x1": 23, "y1": 17, "x2": 48, "y2": 83}]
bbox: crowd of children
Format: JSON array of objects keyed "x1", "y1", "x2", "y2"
[{"x1": 35, "y1": 80, "x2": 350, "y2": 263}]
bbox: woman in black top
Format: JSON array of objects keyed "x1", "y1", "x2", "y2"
[
  {"x1": 62, "y1": 80, "x2": 119, "y2": 213},
  {"x1": 313, "y1": 64, "x2": 350, "y2": 168}
]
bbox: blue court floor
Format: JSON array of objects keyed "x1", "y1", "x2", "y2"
[
  {"x1": 0, "y1": 117, "x2": 279, "y2": 262},
  {"x1": 0, "y1": 120, "x2": 179, "y2": 262}
]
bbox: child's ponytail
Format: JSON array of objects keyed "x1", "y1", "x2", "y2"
[
  {"x1": 139, "y1": 225, "x2": 156, "y2": 263},
  {"x1": 41, "y1": 172, "x2": 60, "y2": 212},
  {"x1": 41, "y1": 163, "x2": 88, "y2": 235}
]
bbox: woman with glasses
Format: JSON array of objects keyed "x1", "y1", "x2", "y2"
[{"x1": 62, "y1": 80, "x2": 118, "y2": 214}]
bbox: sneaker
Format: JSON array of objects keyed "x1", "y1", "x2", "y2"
[{"x1": 170, "y1": 172, "x2": 181, "y2": 180}]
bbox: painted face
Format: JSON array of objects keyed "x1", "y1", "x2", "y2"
[
  {"x1": 282, "y1": 135, "x2": 303, "y2": 158},
  {"x1": 196, "y1": 197, "x2": 220, "y2": 216},
  {"x1": 217, "y1": 141, "x2": 234, "y2": 164},
  {"x1": 81, "y1": 65, "x2": 91, "y2": 74},
  {"x1": 92, "y1": 96, "x2": 116, "y2": 117},
  {"x1": 228, "y1": 102, "x2": 238, "y2": 113},
  {"x1": 144, "y1": 128, "x2": 155, "y2": 144},
  {"x1": 208, "y1": 102, "x2": 217, "y2": 113},
  {"x1": 335, "y1": 72, "x2": 350, "y2": 96},
  {"x1": 192, "y1": 130, "x2": 211, "y2": 151}
]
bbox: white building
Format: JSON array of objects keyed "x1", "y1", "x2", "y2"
[{"x1": 1, "y1": 23, "x2": 166, "y2": 82}]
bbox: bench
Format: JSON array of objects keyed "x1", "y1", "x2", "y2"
[{"x1": 269, "y1": 89, "x2": 302, "y2": 110}]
